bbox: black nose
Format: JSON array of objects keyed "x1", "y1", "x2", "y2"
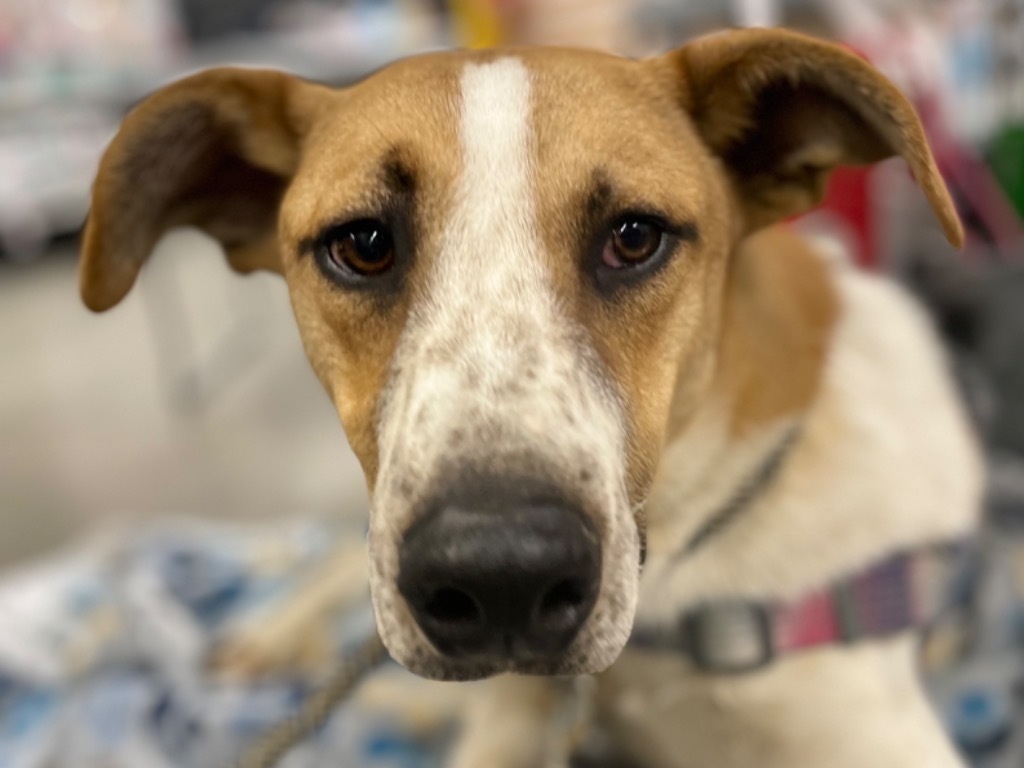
[{"x1": 397, "y1": 501, "x2": 601, "y2": 661}]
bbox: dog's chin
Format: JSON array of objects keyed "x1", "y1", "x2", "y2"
[
  {"x1": 381, "y1": 631, "x2": 632, "y2": 682},
  {"x1": 390, "y1": 655, "x2": 574, "y2": 683}
]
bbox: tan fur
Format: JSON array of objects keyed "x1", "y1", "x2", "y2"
[
  {"x1": 715, "y1": 227, "x2": 839, "y2": 437},
  {"x1": 79, "y1": 28, "x2": 980, "y2": 767},
  {"x1": 279, "y1": 57, "x2": 464, "y2": 486},
  {"x1": 527, "y1": 47, "x2": 736, "y2": 499}
]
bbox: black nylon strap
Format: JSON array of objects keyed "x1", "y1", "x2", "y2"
[{"x1": 678, "y1": 424, "x2": 803, "y2": 559}]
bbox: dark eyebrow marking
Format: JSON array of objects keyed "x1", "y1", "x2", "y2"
[
  {"x1": 581, "y1": 168, "x2": 700, "y2": 243},
  {"x1": 382, "y1": 148, "x2": 417, "y2": 196},
  {"x1": 585, "y1": 170, "x2": 614, "y2": 224}
]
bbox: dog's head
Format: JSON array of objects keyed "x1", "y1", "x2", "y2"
[{"x1": 80, "y1": 30, "x2": 960, "y2": 680}]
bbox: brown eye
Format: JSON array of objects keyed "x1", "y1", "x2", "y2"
[
  {"x1": 603, "y1": 218, "x2": 664, "y2": 269},
  {"x1": 326, "y1": 220, "x2": 394, "y2": 276}
]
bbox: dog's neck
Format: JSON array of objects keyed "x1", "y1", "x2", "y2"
[
  {"x1": 636, "y1": 228, "x2": 982, "y2": 627},
  {"x1": 643, "y1": 227, "x2": 837, "y2": 562}
]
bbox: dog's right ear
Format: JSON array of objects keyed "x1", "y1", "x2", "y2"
[
  {"x1": 659, "y1": 28, "x2": 963, "y2": 247},
  {"x1": 79, "y1": 68, "x2": 330, "y2": 312}
]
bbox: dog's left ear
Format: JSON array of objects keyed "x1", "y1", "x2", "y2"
[
  {"x1": 661, "y1": 28, "x2": 963, "y2": 247},
  {"x1": 80, "y1": 68, "x2": 331, "y2": 312}
]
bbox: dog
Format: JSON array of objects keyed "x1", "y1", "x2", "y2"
[{"x1": 79, "y1": 28, "x2": 983, "y2": 767}]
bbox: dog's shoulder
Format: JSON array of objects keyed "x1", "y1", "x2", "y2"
[{"x1": 776, "y1": 230, "x2": 985, "y2": 556}]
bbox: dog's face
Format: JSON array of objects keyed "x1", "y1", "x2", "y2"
[
  {"x1": 281, "y1": 50, "x2": 735, "y2": 679},
  {"x1": 79, "y1": 30, "x2": 960, "y2": 680}
]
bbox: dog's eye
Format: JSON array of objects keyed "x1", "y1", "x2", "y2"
[
  {"x1": 325, "y1": 220, "x2": 394, "y2": 276},
  {"x1": 603, "y1": 219, "x2": 664, "y2": 269}
]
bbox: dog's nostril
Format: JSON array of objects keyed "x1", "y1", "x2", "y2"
[
  {"x1": 537, "y1": 578, "x2": 589, "y2": 628},
  {"x1": 541, "y1": 579, "x2": 586, "y2": 613},
  {"x1": 425, "y1": 587, "x2": 481, "y2": 625}
]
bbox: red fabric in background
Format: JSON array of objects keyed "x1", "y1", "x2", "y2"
[{"x1": 816, "y1": 167, "x2": 875, "y2": 269}]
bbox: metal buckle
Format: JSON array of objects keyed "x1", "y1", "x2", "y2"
[{"x1": 681, "y1": 602, "x2": 774, "y2": 674}]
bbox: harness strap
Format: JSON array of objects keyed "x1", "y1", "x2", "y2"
[{"x1": 679, "y1": 424, "x2": 803, "y2": 558}]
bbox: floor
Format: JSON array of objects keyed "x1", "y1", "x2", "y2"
[{"x1": 0, "y1": 230, "x2": 368, "y2": 568}]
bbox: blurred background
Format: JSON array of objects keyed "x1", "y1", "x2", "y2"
[{"x1": 0, "y1": 0, "x2": 1023, "y2": 766}]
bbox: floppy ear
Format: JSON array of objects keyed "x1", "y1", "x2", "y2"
[
  {"x1": 663, "y1": 28, "x2": 963, "y2": 247},
  {"x1": 80, "y1": 67, "x2": 329, "y2": 312}
]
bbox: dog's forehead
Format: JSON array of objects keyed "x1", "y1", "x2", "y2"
[
  {"x1": 282, "y1": 48, "x2": 703, "y2": 245},
  {"x1": 344, "y1": 46, "x2": 683, "y2": 161},
  {"x1": 351, "y1": 45, "x2": 659, "y2": 113}
]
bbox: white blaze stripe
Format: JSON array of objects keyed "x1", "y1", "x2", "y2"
[
  {"x1": 376, "y1": 57, "x2": 553, "y2": 476},
  {"x1": 438, "y1": 58, "x2": 553, "y2": 367},
  {"x1": 456, "y1": 58, "x2": 535, "y2": 264}
]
